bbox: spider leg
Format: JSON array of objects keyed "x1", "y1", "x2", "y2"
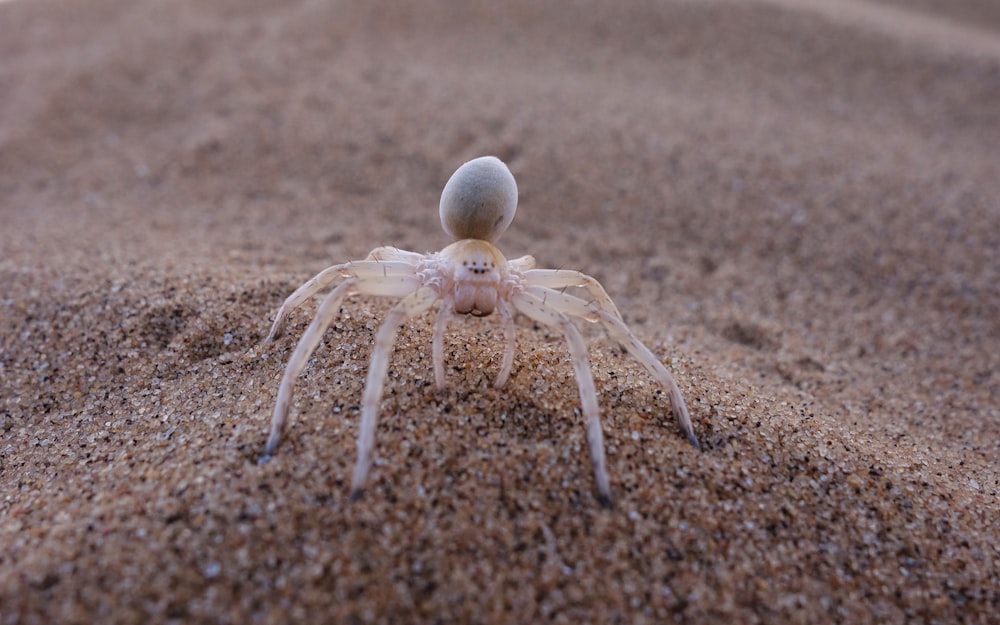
[
  {"x1": 263, "y1": 269, "x2": 423, "y2": 458},
  {"x1": 266, "y1": 259, "x2": 419, "y2": 341},
  {"x1": 266, "y1": 264, "x2": 347, "y2": 342},
  {"x1": 511, "y1": 290, "x2": 613, "y2": 508},
  {"x1": 523, "y1": 285, "x2": 700, "y2": 450},
  {"x1": 523, "y1": 269, "x2": 624, "y2": 321},
  {"x1": 366, "y1": 246, "x2": 427, "y2": 263},
  {"x1": 351, "y1": 286, "x2": 440, "y2": 500},
  {"x1": 432, "y1": 296, "x2": 514, "y2": 390},
  {"x1": 495, "y1": 298, "x2": 516, "y2": 388},
  {"x1": 432, "y1": 295, "x2": 453, "y2": 389},
  {"x1": 264, "y1": 279, "x2": 357, "y2": 457},
  {"x1": 507, "y1": 254, "x2": 537, "y2": 272}
]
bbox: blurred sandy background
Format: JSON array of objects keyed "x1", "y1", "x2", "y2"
[{"x1": 1, "y1": 0, "x2": 998, "y2": 622}]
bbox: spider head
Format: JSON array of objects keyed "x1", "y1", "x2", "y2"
[{"x1": 439, "y1": 156, "x2": 517, "y2": 243}]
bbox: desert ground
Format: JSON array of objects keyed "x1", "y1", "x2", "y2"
[{"x1": 1, "y1": 0, "x2": 998, "y2": 622}]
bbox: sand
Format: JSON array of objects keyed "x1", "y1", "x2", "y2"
[{"x1": 1, "y1": 0, "x2": 998, "y2": 622}]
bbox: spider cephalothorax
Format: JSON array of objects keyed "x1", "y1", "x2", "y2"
[{"x1": 261, "y1": 156, "x2": 700, "y2": 508}]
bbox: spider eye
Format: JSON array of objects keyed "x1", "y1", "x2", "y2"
[{"x1": 439, "y1": 156, "x2": 517, "y2": 243}]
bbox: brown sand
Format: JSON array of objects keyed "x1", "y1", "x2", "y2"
[{"x1": 2, "y1": 0, "x2": 998, "y2": 622}]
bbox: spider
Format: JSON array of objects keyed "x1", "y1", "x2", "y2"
[{"x1": 261, "y1": 156, "x2": 700, "y2": 507}]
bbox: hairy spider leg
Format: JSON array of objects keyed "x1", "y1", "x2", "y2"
[
  {"x1": 266, "y1": 259, "x2": 420, "y2": 341},
  {"x1": 263, "y1": 262, "x2": 422, "y2": 457},
  {"x1": 511, "y1": 289, "x2": 614, "y2": 508},
  {"x1": 432, "y1": 295, "x2": 516, "y2": 389},
  {"x1": 351, "y1": 286, "x2": 440, "y2": 499},
  {"x1": 266, "y1": 264, "x2": 347, "y2": 342},
  {"x1": 431, "y1": 294, "x2": 454, "y2": 389},
  {"x1": 521, "y1": 284, "x2": 700, "y2": 450},
  {"x1": 495, "y1": 299, "x2": 516, "y2": 388},
  {"x1": 265, "y1": 279, "x2": 357, "y2": 457},
  {"x1": 522, "y1": 268, "x2": 624, "y2": 321},
  {"x1": 366, "y1": 246, "x2": 428, "y2": 263}
]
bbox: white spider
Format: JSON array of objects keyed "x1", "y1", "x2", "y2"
[{"x1": 262, "y1": 156, "x2": 700, "y2": 507}]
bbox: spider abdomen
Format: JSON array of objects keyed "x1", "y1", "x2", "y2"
[{"x1": 439, "y1": 156, "x2": 517, "y2": 243}]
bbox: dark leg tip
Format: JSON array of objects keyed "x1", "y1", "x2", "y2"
[
  {"x1": 349, "y1": 488, "x2": 365, "y2": 503},
  {"x1": 257, "y1": 453, "x2": 272, "y2": 466},
  {"x1": 597, "y1": 493, "x2": 614, "y2": 510},
  {"x1": 687, "y1": 432, "x2": 702, "y2": 452}
]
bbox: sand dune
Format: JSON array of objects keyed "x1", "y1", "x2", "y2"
[{"x1": 2, "y1": 0, "x2": 998, "y2": 622}]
